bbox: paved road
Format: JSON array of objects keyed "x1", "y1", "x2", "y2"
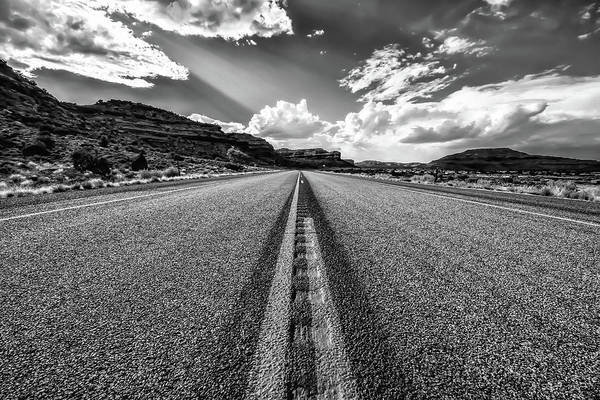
[
  {"x1": 303, "y1": 172, "x2": 600, "y2": 399},
  {"x1": 1, "y1": 170, "x2": 599, "y2": 399},
  {"x1": 0, "y1": 171, "x2": 297, "y2": 398}
]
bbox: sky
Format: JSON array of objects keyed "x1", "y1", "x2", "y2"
[{"x1": 1, "y1": 0, "x2": 600, "y2": 162}]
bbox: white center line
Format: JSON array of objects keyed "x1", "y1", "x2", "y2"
[
  {"x1": 247, "y1": 172, "x2": 300, "y2": 400},
  {"x1": 303, "y1": 217, "x2": 358, "y2": 399}
]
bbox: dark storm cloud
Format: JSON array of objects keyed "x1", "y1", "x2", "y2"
[
  {"x1": 7, "y1": 15, "x2": 35, "y2": 30},
  {"x1": 400, "y1": 103, "x2": 548, "y2": 144}
]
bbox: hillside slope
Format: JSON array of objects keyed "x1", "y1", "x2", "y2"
[
  {"x1": 429, "y1": 148, "x2": 600, "y2": 172},
  {"x1": 0, "y1": 60, "x2": 279, "y2": 176},
  {"x1": 355, "y1": 160, "x2": 426, "y2": 169}
]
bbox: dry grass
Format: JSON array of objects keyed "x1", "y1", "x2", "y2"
[
  {"x1": 0, "y1": 167, "x2": 272, "y2": 199},
  {"x1": 411, "y1": 174, "x2": 435, "y2": 184},
  {"x1": 333, "y1": 172, "x2": 600, "y2": 202}
]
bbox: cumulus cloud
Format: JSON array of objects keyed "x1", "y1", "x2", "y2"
[
  {"x1": 99, "y1": 0, "x2": 293, "y2": 40},
  {"x1": 436, "y1": 35, "x2": 492, "y2": 57},
  {"x1": 0, "y1": 0, "x2": 293, "y2": 86},
  {"x1": 306, "y1": 29, "x2": 325, "y2": 38},
  {"x1": 188, "y1": 114, "x2": 245, "y2": 133},
  {"x1": 483, "y1": 0, "x2": 514, "y2": 7},
  {"x1": 334, "y1": 0, "x2": 600, "y2": 162},
  {"x1": 0, "y1": 0, "x2": 188, "y2": 87},
  {"x1": 246, "y1": 99, "x2": 330, "y2": 141},
  {"x1": 255, "y1": 72, "x2": 600, "y2": 161},
  {"x1": 339, "y1": 44, "x2": 454, "y2": 103}
]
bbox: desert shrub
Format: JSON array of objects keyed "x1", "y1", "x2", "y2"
[
  {"x1": 164, "y1": 167, "x2": 180, "y2": 177},
  {"x1": 140, "y1": 170, "x2": 162, "y2": 179},
  {"x1": 227, "y1": 147, "x2": 253, "y2": 164},
  {"x1": 72, "y1": 149, "x2": 95, "y2": 172},
  {"x1": 539, "y1": 186, "x2": 553, "y2": 196},
  {"x1": 221, "y1": 161, "x2": 245, "y2": 172},
  {"x1": 422, "y1": 174, "x2": 435, "y2": 183},
  {"x1": 37, "y1": 134, "x2": 55, "y2": 149},
  {"x1": 558, "y1": 180, "x2": 577, "y2": 191},
  {"x1": 411, "y1": 174, "x2": 435, "y2": 184},
  {"x1": 81, "y1": 180, "x2": 94, "y2": 189},
  {"x1": 99, "y1": 135, "x2": 109, "y2": 147},
  {"x1": 81, "y1": 178, "x2": 106, "y2": 190},
  {"x1": 54, "y1": 184, "x2": 70, "y2": 193},
  {"x1": 22, "y1": 142, "x2": 48, "y2": 156},
  {"x1": 71, "y1": 149, "x2": 112, "y2": 175},
  {"x1": 9, "y1": 173, "x2": 26, "y2": 183},
  {"x1": 94, "y1": 157, "x2": 112, "y2": 176},
  {"x1": 132, "y1": 152, "x2": 148, "y2": 171}
]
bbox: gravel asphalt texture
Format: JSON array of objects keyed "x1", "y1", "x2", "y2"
[
  {"x1": 3, "y1": 169, "x2": 599, "y2": 399},
  {"x1": 303, "y1": 171, "x2": 600, "y2": 399},
  {"x1": 338, "y1": 174, "x2": 600, "y2": 225},
  {"x1": 0, "y1": 171, "x2": 297, "y2": 399}
]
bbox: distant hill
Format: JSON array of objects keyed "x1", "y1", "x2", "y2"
[
  {"x1": 428, "y1": 148, "x2": 600, "y2": 172},
  {"x1": 355, "y1": 160, "x2": 426, "y2": 169},
  {"x1": 0, "y1": 59, "x2": 280, "y2": 176}
]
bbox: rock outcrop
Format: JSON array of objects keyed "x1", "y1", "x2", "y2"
[
  {"x1": 276, "y1": 148, "x2": 354, "y2": 168},
  {"x1": 0, "y1": 60, "x2": 280, "y2": 171}
]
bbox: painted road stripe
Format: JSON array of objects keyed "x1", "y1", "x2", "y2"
[
  {"x1": 303, "y1": 217, "x2": 358, "y2": 399},
  {"x1": 248, "y1": 173, "x2": 357, "y2": 400},
  {"x1": 0, "y1": 177, "x2": 257, "y2": 223},
  {"x1": 369, "y1": 180, "x2": 600, "y2": 228},
  {"x1": 247, "y1": 173, "x2": 300, "y2": 400}
]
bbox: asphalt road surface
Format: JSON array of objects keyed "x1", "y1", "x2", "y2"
[{"x1": 1, "y1": 171, "x2": 599, "y2": 399}]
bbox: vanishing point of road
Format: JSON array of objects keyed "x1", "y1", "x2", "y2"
[{"x1": 1, "y1": 171, "x2": 599, "y2": 399}]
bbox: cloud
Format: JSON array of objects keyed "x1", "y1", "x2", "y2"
[
  {"x1": 99, "y1": 0, "x2": 293, "y2": 40},
  {"x1": 483, "y1": 0, "x2": 514, "y2": 7},
  {"x1": 246, "y1": 99, "x2": 331, "y2": 145},
  {"x1": 339, "y1": 44, "x2": 454, "y2": 103},
  {"x1": 0, "y1": 0, "x2": 294, "y2": 87},
  {"x1": 400, "y1": 103, "x2": 548, "y2": 144},
  {"x1": 306, "y1": 29, "x2": 325, "y2": 38},
  {"x1": 188, "y1": 114, "x2": 245, "y2": 133},
  {"x1": 332, "y1": 0, "x2": 600, "y2": 162},
  {"x1": 0, "y1": 0, "x2": 188, "y2": 87},
  {"x1": 256, "y1": 71, "x2": 600, "y2": 161},
  {"x1": 436, "y1": 35, "x2": 492, "y2": 57}
]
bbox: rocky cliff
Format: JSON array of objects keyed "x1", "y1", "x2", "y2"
[
  {"x1": 0, "y1": 60, "x2": 280, "y2": 175},
  {"x1": 276, "y1": 148, "x2": 354, "y2": 168}
]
